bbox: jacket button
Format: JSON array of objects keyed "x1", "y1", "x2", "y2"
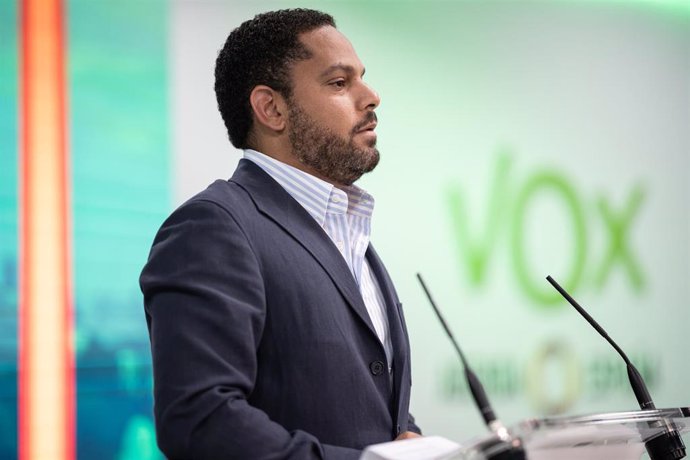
[{"x1": 369, "y1": 360, "x2": 385, "y2": 376}]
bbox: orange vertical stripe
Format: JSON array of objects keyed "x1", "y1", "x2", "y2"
[{"x1": 19, "y1": 0, "x2": 74, "y2": 458}]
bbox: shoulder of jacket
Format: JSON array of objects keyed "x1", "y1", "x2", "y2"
[{"x1": 179, "y1": 179, "x2": 254, "y2": 215}]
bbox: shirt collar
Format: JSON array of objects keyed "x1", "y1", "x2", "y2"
[{"x1": 243, "y1": 149, "x2": 375, "y2": 225}]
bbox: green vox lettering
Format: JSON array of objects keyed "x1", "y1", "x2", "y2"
[{"x1": 445, "y1": 152, "x2": 647, "y2": 307}]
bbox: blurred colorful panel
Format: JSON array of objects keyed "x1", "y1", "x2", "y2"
[
  {"x1": 0, "y1": 0, "x2": 19, "y2": 455},
  {"x1": 69, "y1": 0, "x2": 169, "y2": 458}
]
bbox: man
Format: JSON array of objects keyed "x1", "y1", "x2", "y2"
[{"x1": 140, "y1": 9, "x2": 420, "y2": 459}]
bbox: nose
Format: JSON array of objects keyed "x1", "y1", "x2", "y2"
[{"x1": 360, "y1": 81, "x2": 380, "y2": 111}]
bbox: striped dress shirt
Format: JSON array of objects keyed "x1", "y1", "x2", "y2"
[{"x1": 243, "y1": 149, "x2": 393, "y2": 369}]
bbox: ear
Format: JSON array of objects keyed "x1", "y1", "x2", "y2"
[{"x1": 249, "y1": 85, "x2": 287, "y2": 133}]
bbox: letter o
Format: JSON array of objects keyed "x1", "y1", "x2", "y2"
[{"x1": 511, "y1": 172, "x2": 586, "y2": 306}]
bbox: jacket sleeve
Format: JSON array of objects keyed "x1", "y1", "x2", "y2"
[
  {"x1": 140, "y1": 199, "x2": 360, "y2": 460},
  {"x1": 407, "y1": 413, "x2": 422, "y2": 435}
]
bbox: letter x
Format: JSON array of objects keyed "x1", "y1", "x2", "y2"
[{"x1": 595, "y1": 185, "x2": 645, "y2": 290}]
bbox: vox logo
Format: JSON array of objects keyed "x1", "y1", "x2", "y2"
[{"x1": 446, "y1": 152, "x2": 646, "y2": 306}]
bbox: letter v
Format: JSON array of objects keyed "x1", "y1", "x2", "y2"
[{"x1": 446, "y1": 153, "x2": 511, "y2": 286}]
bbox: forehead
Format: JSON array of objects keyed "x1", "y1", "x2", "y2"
[{"x1": 294, "y1": 26, "x2": 364, "y2": 75}]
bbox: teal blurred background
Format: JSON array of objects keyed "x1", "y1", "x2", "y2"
[{"x1": 1, "y1": 0, "x2": 688, "y2": 457}]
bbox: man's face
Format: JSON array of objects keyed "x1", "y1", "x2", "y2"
[{"x1": 286, "y1": 26, "x2": 381, "y2": 186}]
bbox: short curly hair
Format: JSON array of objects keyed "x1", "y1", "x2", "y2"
[{"x1": 214, "y1": 9, "x2": 336, "y2": 149}]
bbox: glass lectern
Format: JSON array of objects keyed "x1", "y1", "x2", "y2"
[{"x1": 459, "y1": 407, "x2": 689, "y2": 460}]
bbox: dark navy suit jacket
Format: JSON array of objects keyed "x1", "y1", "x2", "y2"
[{"x1": 140, "y1": 160, "x2": 419, "y2": 459}]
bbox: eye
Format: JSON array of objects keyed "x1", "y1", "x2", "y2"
[{"x1": 330, "y1": 79, "x2": 346, "y2": 89}]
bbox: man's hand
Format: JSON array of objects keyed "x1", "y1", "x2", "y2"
[{"x1": 395, "y1": 431, "x2": 422, "y2": 441}]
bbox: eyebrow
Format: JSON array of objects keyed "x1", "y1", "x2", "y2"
[{"x1": 319, "y1": 64, "x2": 366, "y2": 78}]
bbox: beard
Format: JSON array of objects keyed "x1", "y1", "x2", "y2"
[{"x1": 287, "y1": 103, "x2": 380, "y2": 186}]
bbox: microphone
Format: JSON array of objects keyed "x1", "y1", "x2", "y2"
[
  {"x1": 546, "y1": 275, "x2": 686, "y2": 460},
  {"x1": 416, "y1": 273, "x2": 526, "y2": 460}
]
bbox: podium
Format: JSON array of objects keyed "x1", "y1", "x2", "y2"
[
  {"x1": 459, "y1": 407, "x2": 689, "y2": 460},
  {"x1": 360, "y1": 407, "x2": 688, "y2": 459}
]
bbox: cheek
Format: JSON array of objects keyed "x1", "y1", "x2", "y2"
[
  {"x1": 317, "y1": 109, "x2": 355, "y2": 134},
  {"x1": 299, "y1": 93, "x2": 357, "y2": 133},
  {"x1": 330, "y1": 102, "x2": 358, "y2": 132}
]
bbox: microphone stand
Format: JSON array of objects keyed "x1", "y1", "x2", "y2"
[
  {"x1": 547, "y1": 275, "x2": 686, "y2": 460},
  {"x1": 417, "y1": 274, "x2": 526, "y2": 460}
]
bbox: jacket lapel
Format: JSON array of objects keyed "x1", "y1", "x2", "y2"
[
  {"x1": 230, "y1": 160, "x2": 378, "y2": 337},
  {"x1": 366, "y1": 245, "x2": 409, "y2": 426}
]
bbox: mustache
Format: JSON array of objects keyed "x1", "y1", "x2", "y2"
[{"x1": 352, "y1": 112, "x2": 378, "y2": 133}]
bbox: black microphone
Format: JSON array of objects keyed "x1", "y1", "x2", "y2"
[
  {"x1": 417, "y1": 273, "x2": 526, "y2": 460},
  {"x1": 546, "y1": 275, "x2": 686, "y2": 460}
]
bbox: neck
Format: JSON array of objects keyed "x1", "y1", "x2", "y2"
[{"x1": 248, "y1": 142, "x2": 344, "y2": 187}]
